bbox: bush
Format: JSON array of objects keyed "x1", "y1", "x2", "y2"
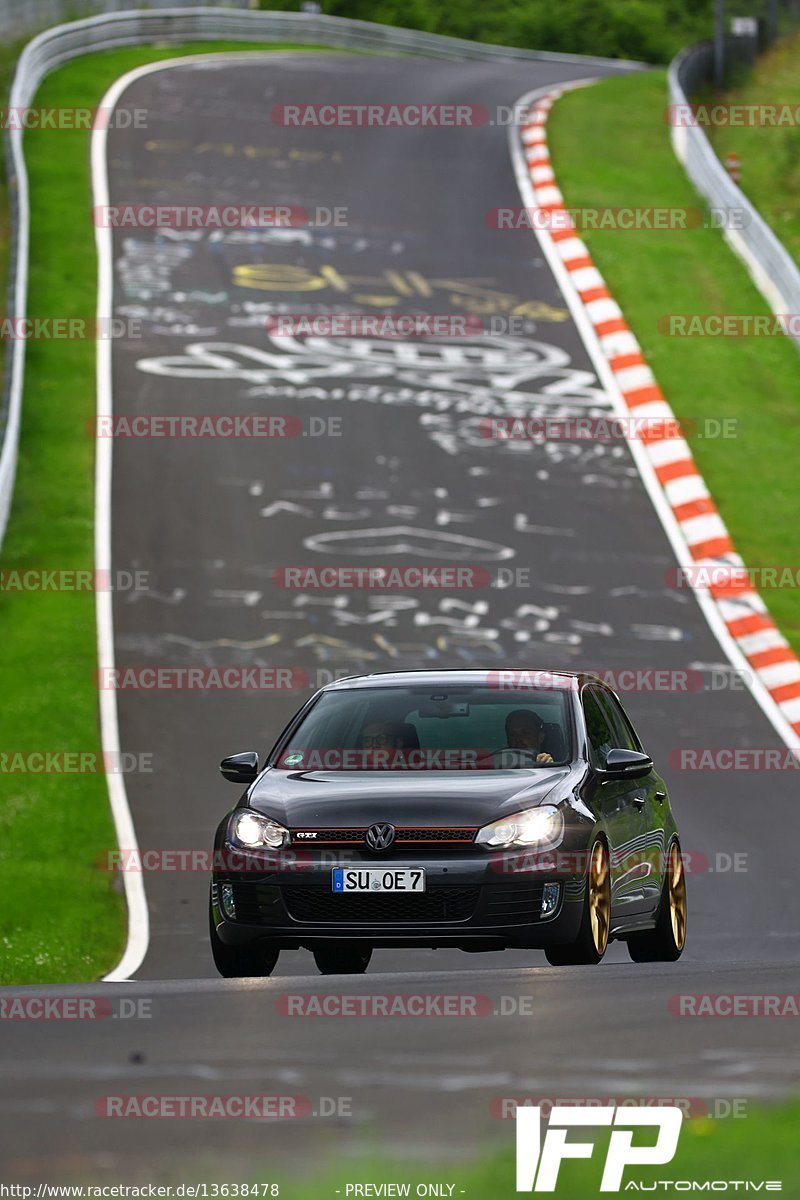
[{"x1": 262, "y1": 0, "x2": 719, "y2": 63}]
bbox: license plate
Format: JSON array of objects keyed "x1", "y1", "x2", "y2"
[{"x1": 332, "y1": 867, "x2": 426, "y2": 893}]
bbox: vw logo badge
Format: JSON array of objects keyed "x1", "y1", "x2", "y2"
[{"x1": 365, "y1": 822, "x2": 396, "y2": 852}]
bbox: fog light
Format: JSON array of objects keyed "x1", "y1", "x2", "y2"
[
  {"x1": 220, "y1": 882, "x2": 236, "y2": 919},
  {"x1": 541, "y1": 883, "x2": 560, "y2": 916}
]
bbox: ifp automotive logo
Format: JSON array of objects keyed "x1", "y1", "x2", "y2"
[{"x1": 515, "y1": 1105, "x2": 682, "y2": 1192}]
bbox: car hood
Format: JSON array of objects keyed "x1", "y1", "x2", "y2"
[{"x1": 246, "y1": 765, "x2": 573, "y2": 827}]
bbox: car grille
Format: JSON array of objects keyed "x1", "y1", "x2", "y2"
[
  {"x1": 400, "y1": 828, "x2": 477, "y2": 843},
  {"x1": 290, "y1": 827, "x2": 477, "y2": 846},
  {"x1": 283, "y1": 886, "x2": 480, "y2": 924}
]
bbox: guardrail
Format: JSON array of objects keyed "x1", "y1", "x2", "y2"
[
  {"x1": 0, "y1": 0, "x2": 249, "y2": 40},
  {"x1": 668, "y1": 37, "x2": 800, "y2": 350},
  {"x1": 0, "y1": 8, "x2": 643, "y2": 551}
]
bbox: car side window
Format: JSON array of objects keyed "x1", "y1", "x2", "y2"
[
  {"x1": 601, "y1": 691, "x2": 642, "y2": 752},
  {"x1": 582, "y1": 687, "x2": 616, "y2": 768}
]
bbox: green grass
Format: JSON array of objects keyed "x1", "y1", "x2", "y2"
[
  {"x1": 0, "y1": 41, "x2": 339, "y2": 985},
  {"x1": 705, "y1": 31, "x2": 800, "y2": 267},
  {"x1": 548, "y1": 70, "x2": 800, "y2": 655}
]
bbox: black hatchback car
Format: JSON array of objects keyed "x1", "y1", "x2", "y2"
[{"x1": 210, "y1": 670, "x2": 687, "y2": 975}]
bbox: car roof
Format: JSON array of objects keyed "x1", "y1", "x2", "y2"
[{"x1": 321, "y1": 669, "x2": 590, "y2": 693}]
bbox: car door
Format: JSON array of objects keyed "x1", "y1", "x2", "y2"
[
  {"x1": 602, "y1": 690, "x2": 667, "y2": 912},
  {"x1": 581, "y1": 686, "x2": 649, "y2": 916}
]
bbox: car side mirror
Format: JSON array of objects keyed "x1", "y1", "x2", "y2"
[
  {"x1": 220, "y1": 751, "x2": 259, "y2": 784},
  {"x1": 600, "y1": 748, "x2": 653, "y2": 779}
]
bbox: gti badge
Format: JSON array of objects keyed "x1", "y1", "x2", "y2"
[{"x1": 365, "y1": 822, "x2": 396, "y2": 851}]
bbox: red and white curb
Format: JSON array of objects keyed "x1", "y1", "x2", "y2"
[{"x1": 516, "y1": 85, "x2": 800, "y2": 742}]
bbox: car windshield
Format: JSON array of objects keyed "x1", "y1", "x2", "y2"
[{"x1": 272, "y1": 685, "x2": 572, "y2": 771}]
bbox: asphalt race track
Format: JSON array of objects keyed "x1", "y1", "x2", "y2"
[{"x1": 1, "y1": 51, "x2": 798, "y2": 1183}]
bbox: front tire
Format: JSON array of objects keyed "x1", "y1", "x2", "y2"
[
  {"x1": 545, "y1": 838, "x2": 610, "y2": 966},
  {"x1": 312, "y1": 946, "x2": 372, "y2": 975},
  {"x1": 209, "y1": 903, "x2": 280, "y2": 978},
  {"x1": 627, "y1": 840, "x2": 687, "y2": 963}
]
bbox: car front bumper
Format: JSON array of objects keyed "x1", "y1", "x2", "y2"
[{"x1": 211, "y1": 849, "x2": 586, "y2": 950}]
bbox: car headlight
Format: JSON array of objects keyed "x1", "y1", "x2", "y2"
[
  {"x1": 227, "y1": 810, "x2": 290, "y2": 850},
  {"x1": 475, "y1": 805, "x2": 564, "y2": 850}
]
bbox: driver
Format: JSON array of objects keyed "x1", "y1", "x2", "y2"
[
  {"x1": 504, "y1": 709, "x2": 554, "y2": 764},
  {"x1": 361, "y1": 720, "x2": 404, "y2": 750},
  {"x1": 359, "y1": 719, "x2": 406, "y2": 769}
]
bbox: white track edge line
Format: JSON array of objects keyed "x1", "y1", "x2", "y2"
[{"x1": 93, "y1": 55, "x2": 252, "y2": 982}]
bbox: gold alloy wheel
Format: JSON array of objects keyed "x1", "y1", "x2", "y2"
[
  {"x1": 589, "y1": 840, "x2": 611, "y2": 954},
  {"x1": 668, "y1": 842, "x2": 687, "y2": 950}
]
